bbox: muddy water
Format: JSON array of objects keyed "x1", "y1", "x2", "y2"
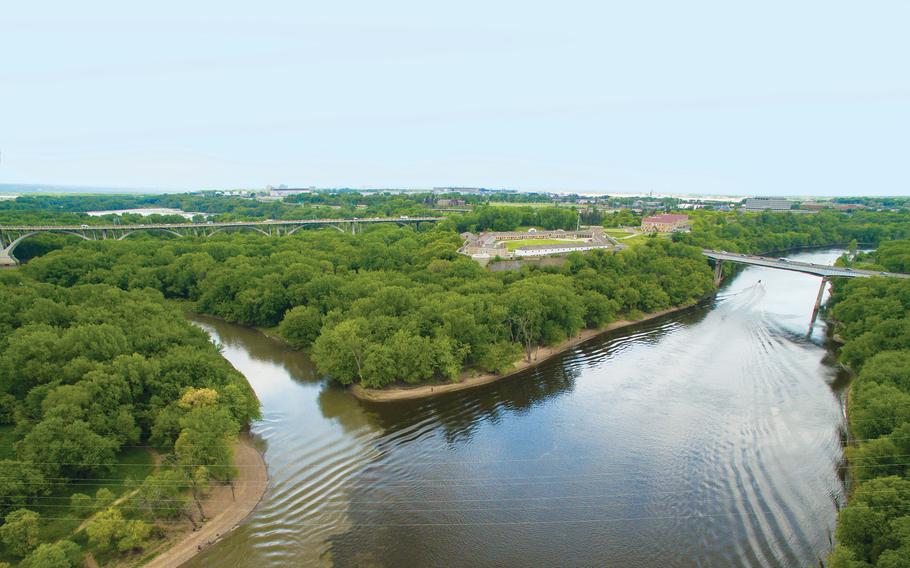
[{"x1": 186, "y1": 249, "x2": 849, "y2": 567}]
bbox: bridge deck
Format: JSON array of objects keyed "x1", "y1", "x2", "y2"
[
  {"x1": 0, "y1": 217, "x2": 441, "y2": 232},
  {"x1": 702, "y1": 250, "x2": 909, "y2": 279}
]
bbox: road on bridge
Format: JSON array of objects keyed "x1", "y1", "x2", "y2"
[
  {"x1": 0, "y1": 216, "x2": 442, "y2": 266},
  {"x1": 0, "y1": 216, "x2": 442, "y2": 232},
  {"x1": 701, "y1": 250, "x2": 909, "y2": 279}
]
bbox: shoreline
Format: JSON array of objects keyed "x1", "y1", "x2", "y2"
[
  {"x1": 181, "y1": 302, "x2": 707, "y2": 404},
  {"x1": 351, "y1": 302, "x2": 702, "y2": 403},
  {"x1": 140, "y1": 433, "x2": 268, "y2": 568}
]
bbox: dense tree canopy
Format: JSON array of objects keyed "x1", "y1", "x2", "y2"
[
  {"x1": 0, "y1": 275, "x2": 259, "y2": 562},
  {"x1": 825, "y1": 242, "x2": 910, "y2": 567},
  {"x1": 6, "y1": 194, "x2": 909, "y2": 565},
  {"x1": 19, "y1": 226, "x2": 713, "y2": 389},
  {"x1": 675, "y1": 210, "x2": 910, "y2": 253}
]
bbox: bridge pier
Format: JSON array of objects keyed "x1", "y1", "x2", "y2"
[
  {"x1": 809, "y1": 276, "x2": 829, "y2": 325},
  {"x1": 713, "y1": 259, "x2": 723, "y2": 288},
  {"x1": 0, "y1": 249, "x2": 17, "y2": 267}
]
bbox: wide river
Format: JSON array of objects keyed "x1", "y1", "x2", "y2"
[{"x1": 186, "y1": 249, "x2": 850, "y2": 568}]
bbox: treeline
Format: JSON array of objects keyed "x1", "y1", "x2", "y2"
[
  {"x1": 825, "y1": 243, "x2": 910, "y2": 567},
  {"x1": 0, "y1": 275, "x2": 259, "y2": 565},
  {"x1": 673, "y1": 210, "x2": 910, "y2": 253},
  {"x1": 0, "y1": 192, "x2": 436, "y2": 226},
  {"x1": 850, "y1": 240, "x2": 910, "y2": 274},
  {"x1": 21, "y1": 226, "x2": 714, "y2": 389},
  {"x1": 453, "y1": 204, "x2": 579, "y2": 232}
]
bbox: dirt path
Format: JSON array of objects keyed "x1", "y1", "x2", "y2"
[
  {"x1": 352, "y1": 303, "x2": 699, "y2": 402},
  {"x1": 75, "y1": 452, "x2": 162, "y2": 534},
  {"x1": 143, "y1": 434, "x2": 268, "y2": 568}
]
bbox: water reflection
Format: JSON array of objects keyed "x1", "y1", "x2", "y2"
[{"x1": 186, "y1": 249, "x2": 850, "y2": 568}]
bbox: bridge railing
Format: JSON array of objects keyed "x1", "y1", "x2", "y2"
[
  {"x1": 0, "y1": 217, "x2": 442, "y2": 232},
  {"x1": 702, "y1": 250, "x2": 907, "y2": 279}
]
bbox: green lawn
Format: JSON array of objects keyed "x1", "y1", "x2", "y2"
[
  {"x1": 503, "y1": 238, "x2": 579, "y2": 251},
  {"x1": 603, "y1": 228, "x2": 634, "y2": 237},
  {"x1": 616, "y1": 232, "x2": 671, "y2": 246}
]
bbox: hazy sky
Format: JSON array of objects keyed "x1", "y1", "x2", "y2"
[{"x1": 2, "y1": 1, "x2": 908, "y2": 196}]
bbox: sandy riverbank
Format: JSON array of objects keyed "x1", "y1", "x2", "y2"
[
  {"x1": 140, "y1": 434, "x2": 268, "y2": 568},
  {"x1": 352, "y1": 303, "x2": 700, "y2": 402}
]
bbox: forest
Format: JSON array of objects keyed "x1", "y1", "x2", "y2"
[
  {"x1": 0, "y1": 274, "x2": 259, "y2": 566},
  {"x1": 5, "y1": 195, "x2": 910, "y2": 565},
  {"x1": 18, "y1": 224, "x2": 714, "y2": 389},
  {"x1": 674, "y1": 209, "x2": 910, "y2": 253},
  {"x1": 824, "y1": 242, "x2": 910, "y2": 568},
  {"x1": 0, "y1": 192, "x2": 435, "y2": 227}
]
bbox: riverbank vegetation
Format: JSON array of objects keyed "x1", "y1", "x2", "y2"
[
  {"x1": 19, "y1": 224, "x2": 714, "y2": 389},
  {"x1": 0, "y1": 274, "x2": 259, "y2": 565},
  {"x1": 824, "y1": 242, "x2": 910, "y2": 567},
  {"x1": 675, "y1": 210, "x2": 910, "y2": 253},
  {"x1": 6, "y1": 194, "x2": 910, "y2": 563}
]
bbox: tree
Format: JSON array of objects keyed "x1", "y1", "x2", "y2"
[
  {"x1": 505, "y1": 288, "x2": 546, "y2": 362},
  {"x1": 17, "y1": 417, "x2": 118, "y2": 479},
  {"x1": 94, "y1": 487, "x2": 115, "y2": 509},
  {"x1": 86, "y1": 507, "x2": 124, "y2": 551},
  {"x1": 478, "y1": 341, "x2": 522, "y2": 374},
  {"x1": 0, "y1": 508, "x2": 40, "y2": 557},
  {"x1": 860, "y1": 351, "x2": 910, "y2": 392},
  {"x1": 19, "y1": 541, "x2": 81, "y2": 568},
  {"x1": 312, "y1": 319, "x2": 370, "y2": 384},
  {"x1": 135, "y1": 470, "x2": 188, "y2": 521},
  {"x1": 0, "y1": 461, "x2": 47, "y2": 517},
  {"x1": 279, "y1": 305, "x2": 323, "y2": 349},
  {"x1": 850, "y1": 381, "x2": 910, "y2": 439},
  {"x1": 116, "y1": 519, "x2": 152, "y2": 552},
  {"x1": 835, "y1": 476, "x2": 910, "y2": 564},
  {"x1": 69, "y1": 493, "x2": 93, "y2": 517},
  {"x1": 826, "y1": 545, "x2": 871, "y2": 568},
  {"x1": 85, "y1": 507, "x2": 152, "y2": 552},
  {"x1": 174, "y1": 398, "x2": 239, "y2": 517}
]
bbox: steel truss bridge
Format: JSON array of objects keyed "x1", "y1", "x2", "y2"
[{"x1": 0, "y1": 217, "x2": 440, "y2": 265}]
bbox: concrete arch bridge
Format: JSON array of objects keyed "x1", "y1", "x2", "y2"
[{"x1": 0, "y1": 217, "x2": 439, "y2": 265}]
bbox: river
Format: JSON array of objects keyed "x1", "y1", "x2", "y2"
[{"x1": 185, "y1": 249, "x2": 850, "y2": 568}]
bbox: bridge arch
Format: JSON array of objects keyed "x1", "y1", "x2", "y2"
[
  {"x1": 116, "y1": 228, "x2": 185, "y2": 240},
  {"x1": 2, "y1": 230, "x2": 92, "y2": 259},
  {"x1": 205, "y1": 225, "x2": 270, "y2": 238},
  {"x1": 285, "y1": 224, "x2": 314, "y2": 236}
]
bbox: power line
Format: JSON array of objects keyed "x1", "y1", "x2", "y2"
[
  {"x1": 0, "y1": 504, "x2": 902, "y2": 527},
  {"x1": 0, "y1": 456, "x2": 907, "y2": 491}
]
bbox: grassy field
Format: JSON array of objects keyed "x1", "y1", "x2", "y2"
[
  {"x1": 603, "y1": 228, "x2": 635, "y2": 237},
  {"x1": 616, "y1": 232, "x2": 672, "y2": 246},
  {"x1": 503, "y1": 238, "x2": 579, "y2": 251}
]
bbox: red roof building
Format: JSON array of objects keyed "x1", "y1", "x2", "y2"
[{"x1": 641, "y1": 214, "x2": 689, "y2": 233}]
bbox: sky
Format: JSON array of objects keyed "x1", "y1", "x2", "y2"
[{"x1": 1, "y1": 1, "x2": 908, "y2": 196}]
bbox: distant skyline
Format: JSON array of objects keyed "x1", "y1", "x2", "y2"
[{"x1": 2, "y1": 1, "x2": 909, "y2": 196}]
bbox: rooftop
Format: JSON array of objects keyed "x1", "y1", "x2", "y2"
[
  {"x1": 742, "y1": 197, "x2": 793, "y2": 211},
  {"x1": 642, "y1": 214, "x2": 689, "y2": 223}
]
